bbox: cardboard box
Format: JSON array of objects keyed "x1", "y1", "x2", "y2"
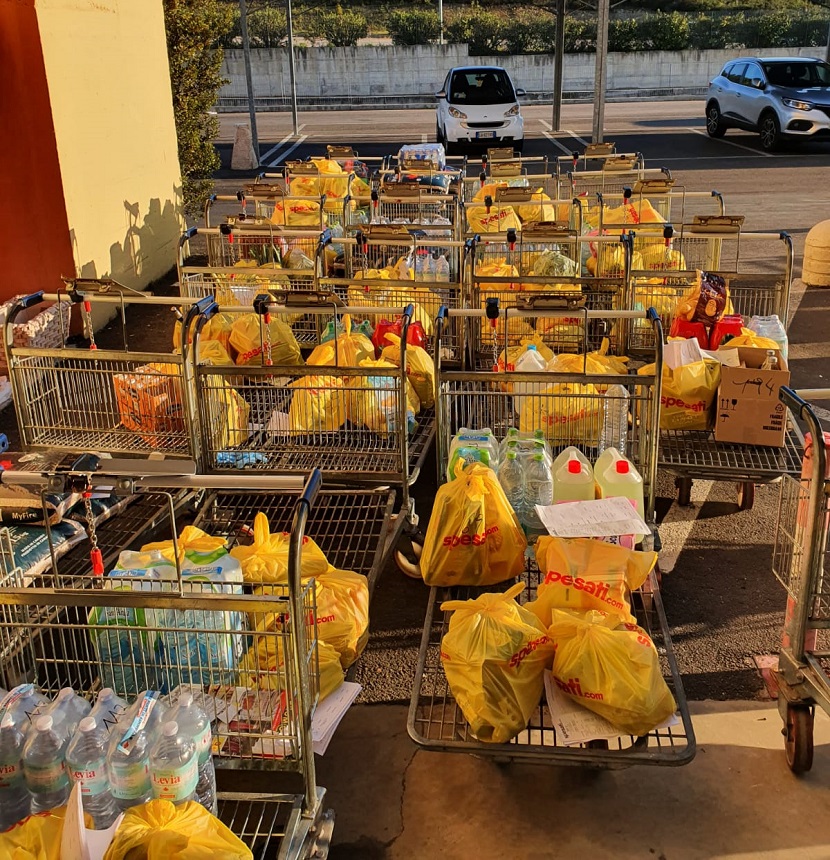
[
  {"x1": 113, "y1": 363, "x2": 185, "y2": 448},
  {"x1": 714, "y1": 347, "x2": 790, "y2": 447}
]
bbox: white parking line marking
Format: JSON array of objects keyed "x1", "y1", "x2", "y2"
[
  {"x1": 543, "y1": 131, "x2": 575, "y2": 155},
  {"x1": 566, "y1": 129, "x2": 589, "y2": 146},
  {"x1": 268, "y1": 135, "x2": 308, "y2": 167},
  {"x1": 259, "y1": 124, "x2": 306, "y2": 164},
  {"x1": 539, "y1": 118, "x2": 552, "y2": 130},
  {"x1": 421, "y1": 133, "x2": 428, "y2": 143},
  {"x1": 690, "y1": 128, "x2": 773, "y2": 157},
  {"x1": 658, "y1": 480, "x2": 715, "y2": 574}
]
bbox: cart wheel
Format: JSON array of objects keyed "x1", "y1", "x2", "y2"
[
  {"x1": 737, "y1": 481, "x2": 755, "y2": 511},
  {"x1": 308, "y1": 808, "x2": 335, "y2": 858},
  {"x1": 675, "y1": 477, "x2": 692, "y2": 507},
  {"x1": 784, "y1": 704, "x2": 814, "y2": 775}
]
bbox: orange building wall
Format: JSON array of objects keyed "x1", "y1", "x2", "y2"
[{"x1": 0, "y1": 0, "x2": 76, "y2": 302}]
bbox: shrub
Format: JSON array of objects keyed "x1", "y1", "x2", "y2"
[
  {"x1": 163, "y1": 0, "x2": 235, "y2": 219},
  {"x1": 387, "y1": 9, "x2": 441, "y2": 45},
  {"x1": 247, "y1": 8, "x2": 287, "y2": 47},
  {"x1": 608, "y1": 18, "x2": 642, "y2": 52},
  {"x1": 502, "y1": 15, "x2": 555, "y2": 54},
  {"x1": 639, "y1": 11, "x2": 691, "y2": 51},
  {"x1": 445, "y1": 9, "x2": 504, "y2": 54},
  {"x1": 563, "y1": 18, "x2": 595, "y2": 53},
  {"x1": 307, "y1": 9, "x2": 368, "y2": 47}
]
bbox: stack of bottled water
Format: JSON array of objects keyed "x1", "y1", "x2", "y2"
[{"x1": 496, "y1": 429, "x2": 554, "y2": 537}]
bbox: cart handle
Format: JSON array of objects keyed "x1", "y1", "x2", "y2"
[
  {"x1": 15, "y1": 292, "x2": 45, "y2": 310},
  {"x1": 299, "y1": 468, "x2": 323, "y2": 508},
  {"x1": 779, "y1": 386, "x2": 830, "y2": 418}
]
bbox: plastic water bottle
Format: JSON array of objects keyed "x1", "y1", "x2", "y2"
[
  {"x1": 497, "y1": 450, "x2": 525, "y2": 520},
  {"x1": 45, "y1": 688, "x2": 91, "y2": 739},
  {"x1": 513, "y1": 345, "x2": 548, "y2": 414},
  {"x1": 107, "y1": 691, "x2": 168, "y2": 812},
  {"x1": 434, "y1": 254, "x2": 451, "y2": 283},
  {"x1": 90, "y1": 689, "x2": 129, "y2": 735},
  {"x1": 149, "y1": 721, "x2": 198, "y2": 806},
  {"x1": 0, "y1": 713, "x2": 32, "y2": 829},
  {"x1": 415, "y1": 250, "x2": 431, "y2": 282},
  {"x1": 552, "y1": 454, "x2": 595, "y2": 502},
  {"x1": 599, "y1": 383, "x2": 630, "y2": 458},
  {"x1": 168, "y1": 692, "x2": 216, "y2": 814},
  {"x1": 522, "y1": 453, "x2": 553, "y2": 536},
  {"x1": 23, "y1": 715, "x2": 71, "y2": 813},
  {"x1": 0, "y1": 684, "x2": 50, "y2": 734},
  {"x1": 748, "y1": 314, "x2": 788, "y2": 361},
  {"x1": 66, "y1": 717, "x2": 120, "y2": 829}
]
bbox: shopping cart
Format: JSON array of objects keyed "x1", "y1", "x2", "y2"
[
  {"x1": 368, "y1": 181, "x2": 462, "y2": 241},
  {"x1": 3, "y1": 286, "x2": 205, "y2": 459},
  {"x1": 554, "y1": 142, "x2": 644, "y2": 192},
  {"x1": 771, "y1": 387, "x2": 830, "y2": 774},
  {"x1": 0, "y1": 464, "x2": 349, "y2": 857},
  {"x1": 593, "y1": 182, "x2": 726, "y2": 232},
  {"x1": 462, "y1": 152, "x2": 556, "y2": 203},
  {"x1": 409, "y1": 306, "x2": 696, "y2": 767},
  {"x1": 566, "y1": 163, "x2": 672, "y2": 203}
]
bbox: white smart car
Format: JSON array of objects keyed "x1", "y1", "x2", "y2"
[{"x1": 435, "y1": 66, "x2": 525, "y2": 154}]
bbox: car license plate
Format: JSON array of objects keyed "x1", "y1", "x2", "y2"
[{"x1": 475, "y1": 131, "x2": 496, "y2": 139}]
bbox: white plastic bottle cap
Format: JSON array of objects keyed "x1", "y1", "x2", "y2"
[
  {"x1": 98, "y1": 689, "x2": 114, "y2": 700},
  {"x1": 79, "y1": 717, "x2": 96, "y2": 733},
  {"x1": 36, "y1": 715, "x2": 53, "y2": 732},
  {"x1": 162, "y1": 721, "x2": 179, "y2": 738},
  {"x1": 57, "y1": 688, "x2": 73, "y2": 701}
]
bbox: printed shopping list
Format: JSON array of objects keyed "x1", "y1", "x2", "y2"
[
  {"x1": 535, "y1": 496, "x2": 651, "y2": 539},
  {"x1": 544, "y1": 671, "x2": 678, "y2": 746}
]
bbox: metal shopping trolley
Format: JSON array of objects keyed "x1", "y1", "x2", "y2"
[
  {"x1": 462, "y1": 151, "x2": 556, "y2": 203},
  {"x1": 408, "y1": 306, "x2": 696, "y2": 767},
  {"x1": 0, "y1": 463, "x2": 376, "y2": 858},
  {"x1": 566, "y1": 161, "x2": 671, "y2": 202},
  {"x1": 368, "y1": 181, "x2": 462, "y2": 241},
  {"x1": 3, "y1": 285, "x2": 206, "y2": 460},
  {"x1": 554, "y1": 142, "x2": 644, "y2": 193},
  {"x1": 771, "y1": 387, "x2": 830, "y2": 774}
]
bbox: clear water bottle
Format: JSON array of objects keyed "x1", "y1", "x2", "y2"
[
  {"x1": 434, "y1": 254, "x2": 451, "y2": 283},
  {"x1": 23, "y1": 715, "x2": 71, "y2": 813},
  {"x1": 89, "y1": 689, "x2": 129, "y2": 735},
  {"x1": 107, "y1": 691, "x2": 168, "y2": 812},
  {"x1": 497, "y1": 450, "x2": 525, "y2": 520},
  {"x1": 45, "y1": 688, "x2": 91, "y2": 739},
  {"x1": 149, "y1": 721, "x2": 198, "y2": 806},
  {"x1": 168, "y1": 692, "x2": 216, "y2": 814},
  {"x1": 66, "y1": 717, "x2": 120, "y2": 829},
  {"x1": 598, "y1": 383, "x2": 630, "y2": 458},
  {"x1": 0, "y1": 684, "x2": 50, "y2": 734},
  {"x1": 0, "y1": 713, "x2": 32, "y2": 829},
  {"x1": 522, "y1": 453, "x2": 553, "y2": 536}
]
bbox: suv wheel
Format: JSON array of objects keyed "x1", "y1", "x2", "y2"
[
  {"x1": 759, "y1": 112, "x2": 782, "y2": 152},
  {"x1": 706, "y1": 101, "x2": 726, "y2": 138}
]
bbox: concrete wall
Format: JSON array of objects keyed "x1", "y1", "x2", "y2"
[
  {"x1": 218, "y1": 44, "x2": 822, "y2": 109},
  {"x1": 35, "y1": 0, "x2": 183, "y2": 296}
]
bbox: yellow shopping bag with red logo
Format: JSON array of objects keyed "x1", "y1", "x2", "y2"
[
  {"x1": 518, "y1": 382, "x2": 604, "y2": 447},
  {"x1": 548, "y1": 609, "x2": 677, "y2": 737},
  {"x1": 269, "y1": 197, "x2": 326, "y2": 227},
  {"x1": 467, "y1": 204, "x2": 522, "y2": 234},
  {"x1": 528, "y1": 537, "x2": 656, "y2": 626},
  {"x1": 420, "y1": 463, "x2": 526, "y2": 587},
  {"x1": 639, "y1": 357, "x2": 721, "y2": 431},
  {"x1": 440, "y1": 583, "x2": 556, "y2": 743}
]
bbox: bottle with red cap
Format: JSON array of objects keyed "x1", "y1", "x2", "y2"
[{"x1": 552, "y1": 453, "x2": 595, "y2": 502}]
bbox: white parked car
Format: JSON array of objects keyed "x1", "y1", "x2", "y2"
[{"x1": 435, "y1": 66, "x2": 525, "y2": 154}]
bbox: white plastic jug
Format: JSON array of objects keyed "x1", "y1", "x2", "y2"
[
  {"x1": 552, "y1": 446, "x2": 592, "y2": 475},
  {"x1": 552, "y1": 455, "x2": 595, "y2": 503},
  {"x1": 513, "y1": 345, "x2": 548, "y2": 414},
  {"x1": 593, "y1": 446, "x2": 621, "y2": 481},
  {"x1": 596, "y1": 454, "x2": 645, "y2": 524}
]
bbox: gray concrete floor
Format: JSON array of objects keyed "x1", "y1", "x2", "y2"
[{"x1": 318, "y1": 702, "x2": 830, "y2": 859}]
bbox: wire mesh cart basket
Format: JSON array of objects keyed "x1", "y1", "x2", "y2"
[
  {"x1": 408, "y1": 307, "x2": 696, "y2": 767},
  {"x1": 0, "y1": 464, "x2": 373, "y2": 858},
  {"x1": 771, "y1": 387, "x2": 830, "y2": 774}
]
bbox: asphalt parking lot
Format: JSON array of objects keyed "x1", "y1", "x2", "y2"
[{"x1": 213, "y1": 100, "x2": 830, "y2": 702}]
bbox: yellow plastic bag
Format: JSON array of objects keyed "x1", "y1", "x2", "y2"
[
  {"x1": 269, "y1": 197, "x2": 326, "y2": 228},
  {"x1": 637, "y1": 245, "x2": 687, "y2": 273},
  {"x1": 196, "y1": 339, "x2": 234, "y2": 366},
  {"x1": 229, "y1": 314, "x2": 303, "y2": 367},
  {"x1": 475, "y1": 260, "x2": 520, "y2": 290},
  {"x1": 202, "y1": 377, "x2": 251, "y2": 449},
  {"x1": 307, "y1": 314, "x2": 374, "y2": 367},
  {"x1": 230, "y1": 512, "x2": 329, "y2": 582},
  {"x1": 0, "y1": 808, "x2": 66, "y2": 860},
  {"x1": 472, "y1": 182, "x2": 508, "y2": 203},
  {"x1": 420, "y1": 463, "x2": 527, "y2": 587},
  {"x1": 173, "y1": 312, "x2": 236, "y2": 354},
  {"x1": 239, "y1": 633, "x2": 344, "y2": 701},
  {"x1": 103, "y1": 799, "x2": 252, "y2": 860},
  {"x1": 529, "y1": 537, "x2": 656, "y2": 625},
  {"x1": 519, "y1": 382, "x2": 604, "y2": 447},
  {"x1": 142, "y1": 526, "x2": 227, "y2": 564},
  {"x1": 348, "y1": 358, "x2": 419, "y2": 435},
  {"x1": 467, "y1": 204, "x2": 522, "y2": 234},
  {"x1": 441, "y1": 582, "x2": 555, "y2": 743},
  {"x1": 381, "y1": 333, "x2": 435, "y2": 408},
  {"x1": 640, "y1": 358, "x2": 721, "y2": 431},
  {"x1": 288, "y1": 374, "x2": 348, "y2": 433},
  {"x1": 548, "y1": 610, "x2": 677, "y2": 737},
  {"x1": 603, "y1": 198, "x2": 665, "y2": 228},
  {"x1": 516, "y1": 189, "x2": 557, "y2": 224},
  {"x1": 717, "y1": 327, "x2": 780, "y2": 351}
]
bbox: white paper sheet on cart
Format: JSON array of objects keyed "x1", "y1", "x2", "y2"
[
  {"x1": 535, "y1": 496, "x2": 651, "y2": 539},
  {"x1": 664, "y1": 337, "x2": 704, "y2": 370},
  {"x1": 544, "y1": 671, "x2": 678, "y2": 746}
]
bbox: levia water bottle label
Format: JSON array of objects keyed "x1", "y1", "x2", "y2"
[
  {"x1": 193, "y1": 724, "x2": 212, "y2": 763},
  {"x1": 0, "y1": 760, "x2": 23, "y2": 788},
  {"x1": 25, "y1": 760, "x2": 69, "y2": 793},
  {"x1": 70, "y1": 758, "x2": 109, "y2": 795},
  {"x1": 118, "y1": 691, "x2": 159, "y2": 754},
  {"x1": 109, "y1": 762, "x2": 150, "y2": 799},
  {"x1": 151, "y1": 757, "x2": 198, "y2": 802}
]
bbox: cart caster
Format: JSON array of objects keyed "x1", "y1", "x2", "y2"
[
  {"x1": 307, "y1": 808, "x2": 335, "y2": 858},
  {"x1": 675, "y1": 477, "x2": 692, "y2": 507},
  {"x1": 737, "y1": 481, "x2": 755, "y2": 511},
  {"x1": 784, "y1": 704, "x2": 814, "y2": 775},
  {"x1": 395, "y1": 530, "x2": 424, "y2": 580}
]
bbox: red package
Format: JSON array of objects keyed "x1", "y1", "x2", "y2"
[
  {"x1": 372, "y1": 318, "x2": 427, "y2": 354},
  {"x1": 709, "y1": 314, "x2": 744, "y2": 350},
  {"x1": 669, "y1": 317, "x2": 709, "y2": 351}
]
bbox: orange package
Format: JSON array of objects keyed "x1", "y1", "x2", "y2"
[{"x1": 113, "y1": 363, "x2": 185, "y2": 447}]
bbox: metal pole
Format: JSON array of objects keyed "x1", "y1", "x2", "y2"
[
  {"x1": 552, "y1": 0, "x2": 565, "y2": 131},
  {"x1": 592, "y1": 0, "x2": 610, "y2": 143},
  {"x1": 238, "y1": 0, "x2": 260, "y2": 164},
  {"x1": 438, "y1": 0, "x2": 444, "y2": 45},
  {"x1": 286, "y1": 0, "x2": 300, "y2": 135}
]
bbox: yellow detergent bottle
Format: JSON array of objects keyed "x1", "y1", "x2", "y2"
[
  {"x1": 596, "y1": 453, "x2": 645, "y2": 523},
  {"x1": 552, "y1": 454, "x2": 595, "y2": 502}
]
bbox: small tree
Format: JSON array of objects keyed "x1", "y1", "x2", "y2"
[
  {"x1": 502, "y1": 14, "x2": 555, "y2": 54},
  {"x1": 164, "y1": 0, "x2": 235, "y2": 219},
  {"x1": 445, "y1": 8, "x2": 504, "y2": 54},
  {"x1": 608, "y1": 18, "x2": 642, "y2": 53},
  {"x1": 248, "y1": 8, "x2": 288, "y2": 47},
  {"x1": 639, "y1": 11, "x2": 691, "y2": 51},
  {"x1": 308, "y1": 9, "x2": 369, "y2": 47},
  {"x1": 387, "y1": 9, "x2": 441, "y2": 46}
]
